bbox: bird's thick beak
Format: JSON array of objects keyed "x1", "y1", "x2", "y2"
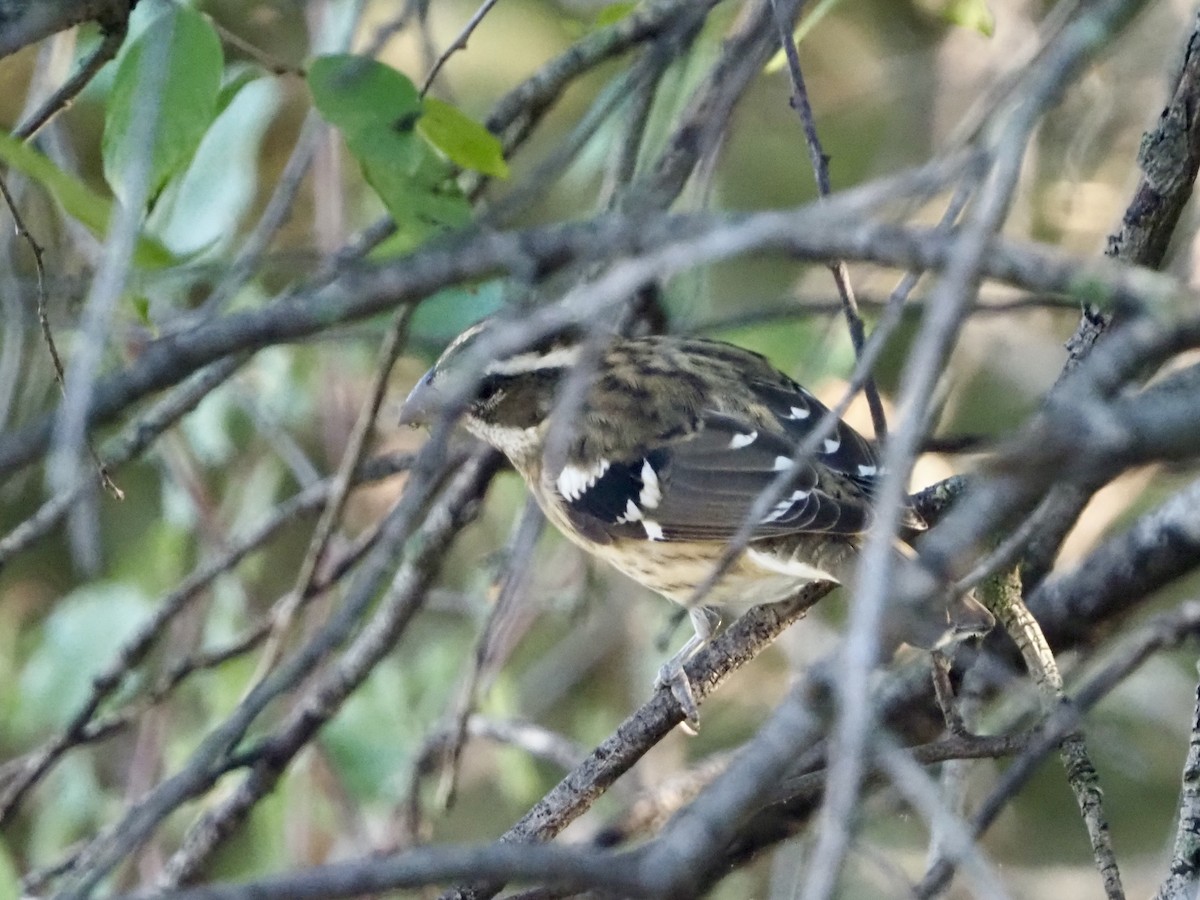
[{"x1": 398, "y1": 371, "x2": 439, "y2": 427}]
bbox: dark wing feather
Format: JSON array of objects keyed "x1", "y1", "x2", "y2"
[
  {"x1": 749, "y1": 379, "x2": 882, "y2": 485},
  {"x1": 556, "y1": 411, "x2": 877, "y2": 545}
]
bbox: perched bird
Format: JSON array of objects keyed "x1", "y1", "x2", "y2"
[{"x1": 400, "y1": 319, "x2": 993, "y2": 725}]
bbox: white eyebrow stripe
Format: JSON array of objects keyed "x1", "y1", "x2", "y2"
[
  {"x1": 485, "y1": 345, "x2": 582, "y2": 376},
  {"x1": 729, "y1": 431, "x2": 758, "y2": 449},
  {"x1": 639, "y1": 459, "x2": 662, "y2": 508},
  {"x1": 444, "y1": 321, "x2": 487, "y2": 354}
]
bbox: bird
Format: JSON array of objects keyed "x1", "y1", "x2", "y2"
[{"x1": 399, "y1": 318, "x2": 994, "y2": 726}]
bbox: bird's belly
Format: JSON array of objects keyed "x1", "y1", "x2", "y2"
[
  {"x1": 595, "y1": 540, "x2": 827, "y2": 610},
  {"x1": 532, "y1": 488, "x2": 847, "y2": 610}
]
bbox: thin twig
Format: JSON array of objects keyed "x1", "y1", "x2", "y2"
[
  {"x1": 0, "y1": 356, "x2": 246, "y2": 569},
  {"x1": 802, "y1": 18, "x2": 1059, "y2": 890},
  {"x1": 432, "y1": 498, "x2": 546, "y2": 813},
  {"x1": 769, "y1": 0, "x2": 888, "y2": 442},
  {"x1": 250, "y1": 307, "x2": 415, "y2": 682},
  {"x1": 916, "y1": 601, "x2": 1200, "y2": 899},
  {"x1": 926, "y1": 660, "x2": 986, "y2": 885},
  {"x1": 420, "y1": 0, "x2": 502, "y2": 97},
  {"x1": 50, "y1": 10, "x2": 181, "y2": 566},
  {"x1": 1154, "y1": 665, "x2": 1200, "y2": 900},
  {"x1": 197, "y1": 112, "x2": 325, "y2": 318},
  {"x1": 158, "y1": 451, "x2": 502, "y2": 888},
  {"x1": 13, "y1": 14, "x2": 128, "y2": 140},
  {"x1": 0, "y1": 449, "x2": 419, "y2": 829},
  {"x1": 978, "y1": 569, "x2": 1123, "y2": 899},
  {"x1": 402, "y1": 714, "x2": 588, "y2": 848},
  {"x1": 206, "y1": 15, "x2": 303, "y2": 76},
  {"x1": 438, "y1": 585, "x2": 831, "y2": 900},
  {"x1": 876, "y1": 737, "x2": 1011, "y2": 900},
  {"x1": 0, "y1": 171, "x2": 122, "y2": 501}
]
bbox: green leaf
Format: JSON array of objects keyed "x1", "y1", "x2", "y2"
[
  {"x1": 216, "y1": 61, "x2": 266, "y2": 115},
  {"x1": 941, "y1": 0, "x2": 994, "y2": 36},
  {"x1": 0, "y1": 840, "x2": 18, "y2": 900},
  {"x1": 418, "y1": 97, "x2": 508, "y2": 178},
  {"x1": 307, "y1": 54, "x2": 422, "y2": 138},
  {"x1": 131, "y1": 295, "x2": 151, "y2": 324},
  {"x1": 0, "y1": 131, "x2": 175, "y2": 267},
  {"x1": 345, "y1": 122, "x2": 470, "y2": 230},
  {"x1": 102, "y1": 5, "x2": 223, "y2": 207},
  {"x1": 308, "y1": 55, "x2": 471, "y2": 234},
  {"x1": 593, "y1": 2, "x2": 636, "y2": 28},
  {"x1": 15, "y1": 583, "x2": 152, "y2": 737},
  {"x1": 149, "y1": 76, "x2": 283, "y2": 255}
]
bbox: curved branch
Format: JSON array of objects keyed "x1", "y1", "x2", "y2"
[
  {"x1": 0, "y1": 0, "x2": 130, "y2": 59},
  {"x1": 0, "y1": 198, "x2": 1177, "y2": 480}
]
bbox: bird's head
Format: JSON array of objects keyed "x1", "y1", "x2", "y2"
[{"x1": 399, "y1": 318, "x2": 590, "y2": 457}]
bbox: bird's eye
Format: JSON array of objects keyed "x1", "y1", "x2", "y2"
[{"x1": 474, "y1": 375, "x2": 506, "y2": 412}]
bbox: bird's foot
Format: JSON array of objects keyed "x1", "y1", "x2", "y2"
[
  {"x1": 654, "y1": 606, "x2": 720, "y2": 732},
  {"x1": 655, "y1": 659, "x2": 701, "y2": 733}
]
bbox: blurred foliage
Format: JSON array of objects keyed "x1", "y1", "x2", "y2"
[{"x1": 0, "y1": 0, "x2": 1195, "y2": 897}]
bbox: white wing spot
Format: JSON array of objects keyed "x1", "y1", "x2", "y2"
[
  {"x1": 822, "y1": 436, "x2": 841, "y2": 454},
  {"x1": 774, "y1": 456, "x2": 792, "y2": 471},
  {"x1": 762, "y1": 489, "x2": 811, "y2": 524},
  {"x1": 643, "y1": 519, "x2": 666, "y2": 541},
  {"x1": 857, "y1": 464, "x2": 877, "y2": 477},
  {"x1": 617, "y1": 498, "x2": 644, "y2": 524},
  {"x1": 729, "y1": 430, "x2": 758, "y2": 449},
  {"x1": 556, "y1": 459, "x2": 611, "y2": 501},
  {"x1": 639, "y1": 459, "x2": 662, "y2": 509},
  {"x1": 788, "y1": 405, "x2": 811, "y2": 420}
]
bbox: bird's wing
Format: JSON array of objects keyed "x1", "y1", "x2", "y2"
[
  {"x1": 746, "y1": 377, "x2": 882, "y2": 487},
  {"x1": 550, "y1": 403, "x2": 879, "y2": 545}
]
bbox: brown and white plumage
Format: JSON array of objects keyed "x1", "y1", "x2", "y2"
[{"x1": 400, "y1": 320, "x2": 993, "y2": 723}]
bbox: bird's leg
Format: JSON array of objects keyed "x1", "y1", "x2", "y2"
[
  {"x1": 655, "y1": 606, "x2": 720, "y2": 729},
  {"x1": 930, "y1": 648, "x2": 970, "y2": 737}
]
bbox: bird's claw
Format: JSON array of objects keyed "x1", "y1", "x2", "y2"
[{"x1": 656, "y1": 661, "x2": 701, "y2": 732}]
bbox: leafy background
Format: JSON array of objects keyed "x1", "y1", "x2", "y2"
[{"x1": 0, "y1": 0, "x2": 1196, "y2": 897}]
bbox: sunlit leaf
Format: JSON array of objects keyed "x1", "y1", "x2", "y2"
[
  {"x1": 308, "y1": 55, "x2": 471, "y2": 233},
  {"x1": 102, "y1": 5, "x2": 224, "y2": 207},
  {"x1": 0, "y1": 131, "x2": 175, "y2": 267},
  {"x1": 347, "y1": 125, "x2": 471, "y2": 230},
  {"x1": 593, "y1": 2, "x2": 636, "y2": 29},
  {"x1": 131, "y1": 295, "x2": 151, "y2": 325},
  {"x1": 149, "y1": 77, "x2": 283, "y2": 255},
  {"x1": 941, "y1": 0, "x2": 995, "y2": 36},
  {"x1": 216, "y1": 61, "x2": 266, "y2": 114},
  {"x1": 418, "y1": 97, "x2": 509, "y2": 178}
]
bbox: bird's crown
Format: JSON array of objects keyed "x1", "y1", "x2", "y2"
[{"x1": 400, "y1": 317, "x2": 591, "y2": 431}]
